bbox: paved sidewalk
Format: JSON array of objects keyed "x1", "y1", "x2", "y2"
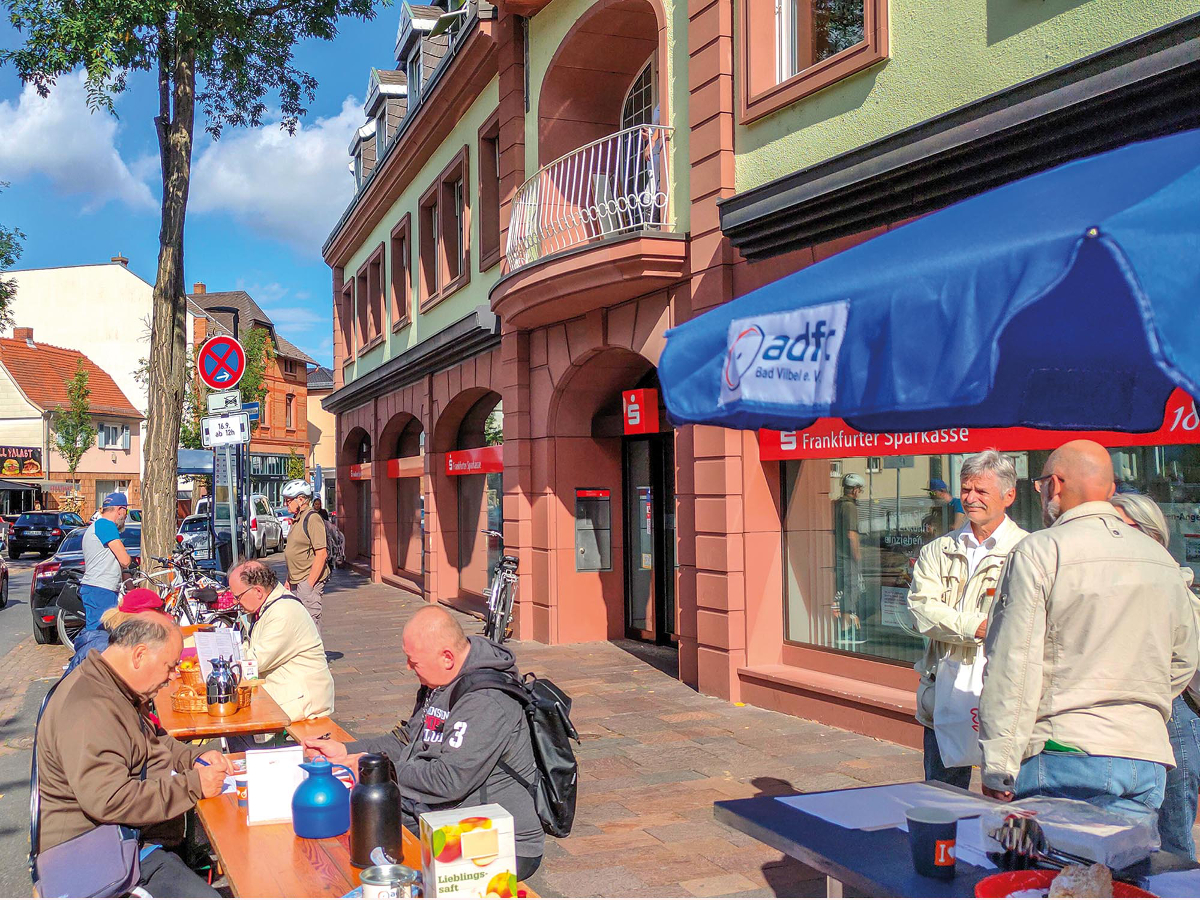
[{"x1": 316, "y1": 569, "x2": 923, "y2": 897}]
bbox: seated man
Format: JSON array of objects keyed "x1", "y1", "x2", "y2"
[
  {"x1": 304, "y1": 606, "x2": 544, "y2": 879},
  {"x1": 34, "y1": 613, "x2": 228, "y2": 898},
  {"x1": 231, "y1": 559, "x2": 334, "y2": 722}
]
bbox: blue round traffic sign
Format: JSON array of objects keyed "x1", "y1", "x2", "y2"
[{"x1": 197, "y1": 335, "x2": 247, "y2": 390}]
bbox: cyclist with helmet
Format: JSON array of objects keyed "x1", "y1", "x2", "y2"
[{"x1": 282, "y1": 479, "x2": 329, "y2": 631}]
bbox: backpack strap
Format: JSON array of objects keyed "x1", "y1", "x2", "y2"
[
  {"x1": 444, "y1": 671, "x2": 539, "y2": 797},
  {"x1": 300, "y1": 511, "x2": 331, "y2": 580}
]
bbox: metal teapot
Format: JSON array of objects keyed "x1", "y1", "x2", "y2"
[{"x1": 206, "y1": 656, "x2": 243, "y2": 717}]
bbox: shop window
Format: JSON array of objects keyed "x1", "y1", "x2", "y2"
[
  {"x1": 418, "y1": 146, "x2": 470, "y2": 310},
  {"x1": 390, "y1": 214, "x2": 412, "y2": 330},
  {"x1": 478, "y1": 113, "x2": 501, "y2": 270},
  {"x1": 456, "y1": 396, "x2": 502, "y2": 596},
  {"x1": 740, "y1": 0, "x2": 887, "y2": 124},
  {"x1": 781, "y1": 441, "x2": 1200, "y2": 666}
]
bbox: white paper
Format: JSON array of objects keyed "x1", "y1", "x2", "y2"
[
  {"x1": 245, "y1": 746, "x2": 304, "y2": 825},
  {"x1": 776, "y1": 782, "x2": 997, "y2": 831},
  {"x1": 954, "y1": 816, "x2": 997, "y2": 870},
  {"x1": 193, "y1": 628, "x2": 243, "y2": 681},
  {"x1": 1145, "y1": 870, "x2": 1200, "y2": 898}
]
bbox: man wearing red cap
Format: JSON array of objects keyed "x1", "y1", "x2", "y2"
[{"x1": 66, "y1": 588, "x2": 164, "y2": 675}]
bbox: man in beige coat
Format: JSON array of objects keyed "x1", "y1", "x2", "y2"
[
  {"x1": 231, "y1": 560, "x2": 334, "y2": 724},
  {"x1": 979, "y1": 440, "x2": 1198, "y2": 811},
  {"x1": 908, "y1": 450, "x2": 1027, "y2": 788}
]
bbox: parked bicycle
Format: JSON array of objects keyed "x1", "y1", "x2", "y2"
[{"x1": 481, "y1": 529, "x2": 519, "y2": 644}]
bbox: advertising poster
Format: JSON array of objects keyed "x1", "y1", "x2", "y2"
[{"x1": 0, "y1": 445, "x2": 43, "y2": 478}]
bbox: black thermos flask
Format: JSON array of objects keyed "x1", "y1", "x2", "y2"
[{"x1": 349, "y1": 753, "x2": 402, "y2": 867}]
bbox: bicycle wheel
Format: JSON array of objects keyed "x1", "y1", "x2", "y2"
[
  {"x1": 490, "y1": 579, "x2": 513, "y2": 645},
  {"x1": 56, "y1": 608, "x2": 85, "y2": 652}
]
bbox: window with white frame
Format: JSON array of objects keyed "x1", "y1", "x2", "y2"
[
  {"x1": 97, "y1": 423, "x2": 131, "y2": 450},
  {"x1": 375, "y1": 110, "x2": 387, "y2": 160},
  {"x1": 776, "y1": 0, "x2": 866, "y2": 82},
  {"x1": 407, "y1": 46, "x2": 423, "y2": 103}
]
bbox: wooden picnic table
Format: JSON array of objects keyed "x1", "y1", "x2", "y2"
[
  {"x1": 156, "y1": 683, "x2": 291, "y2": 741},
  {"x1": 198, "y1": 747, "x2": 538, "y2": 897}
]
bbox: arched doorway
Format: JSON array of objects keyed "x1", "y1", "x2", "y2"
[
  {"x1": 541, "y1": 347, "x2": 674, "y2": 644},
  {"x1": 380, "y1": 413, "x2": 426, "y2": 589},
  {"x1": 354, "y1": 432, "x2": 372, "y2": 562},
  {"x1": 454, "y1": 394, "x2": 503, "y2": 603}
]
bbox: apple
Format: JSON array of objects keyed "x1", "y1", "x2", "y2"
[
  {"x1": 431, "y1": 825, "x2": 462, "y2": 863},
  {"x1": 485, "y1": 872, "x2": 517, "y2": 898},
  {"x1": 458, "y1": 816, "x2": 492, "y2": 832}
]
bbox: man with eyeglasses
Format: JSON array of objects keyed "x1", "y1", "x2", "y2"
[
  {"x1": 979, "y1": 439, "x2": 1198, "y2": 814},
  {"x1": 230, "y1": 560, "x2": 334, "y2": 726}
]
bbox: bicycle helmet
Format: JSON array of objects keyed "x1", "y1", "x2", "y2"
[{"x1": 281, "y1": 479, "x2": 313, "y2": 500}]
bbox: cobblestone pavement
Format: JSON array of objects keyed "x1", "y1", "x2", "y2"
[{"x1": 315, "y1": 569, "x2": 923, "y2": 898}]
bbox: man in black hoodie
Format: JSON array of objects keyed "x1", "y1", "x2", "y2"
[{"x1": 302, "y1": 606, "x2": 544, "y2": 878}]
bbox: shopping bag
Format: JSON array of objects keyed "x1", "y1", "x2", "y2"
[{"x1": 933, "y1": 652, "x2": 985, "y2": 768}]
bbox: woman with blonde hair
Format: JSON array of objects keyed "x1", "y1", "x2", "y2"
[{"x1": 1111, "y1": 491, "x2": 1198, "y2": 859}]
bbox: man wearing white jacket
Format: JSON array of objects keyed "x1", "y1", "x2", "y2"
[
  {"x1": 907, "y1": 450, "x2": 1027, "y2": 788},
  {"x1": 231, "y1": 560, "x2": 334, "y2": 723}
]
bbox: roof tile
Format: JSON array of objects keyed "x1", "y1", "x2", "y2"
[{"x1": 0, "y1": 337, "x2": 142, "y2": 417}]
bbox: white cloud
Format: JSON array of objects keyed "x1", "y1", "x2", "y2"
[
  {"x1": 190, "y1": 96, "x2": 360, "y2": 253},
  {"x1": 0, "y1": 71, "x2": 156, "y2": 210}
]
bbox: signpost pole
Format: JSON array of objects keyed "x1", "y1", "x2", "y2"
[{"x1": 225, "y1": 443, "x2": 239, "y2": 570}]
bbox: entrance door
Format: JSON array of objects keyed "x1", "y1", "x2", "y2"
[
  {"x1": 358, "y1": 481, "x2": 372, "y2": 559},
  {"x1": 623, "y1": 435, "x2": 675, "y2": 643}
]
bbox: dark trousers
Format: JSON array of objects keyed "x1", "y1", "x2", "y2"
[
  {"x1": 923, "y1": 726, "x2": 972, "y2": 790},
  {"x1": 140, "y1": 848, "x2": 218, "y2": 898}
]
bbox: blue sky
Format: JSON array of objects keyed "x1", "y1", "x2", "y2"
[{"x1": 0, "y1": 10, "x2": 402, "y2": 366}]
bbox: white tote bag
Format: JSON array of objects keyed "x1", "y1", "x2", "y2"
[{"x1": 933, "y1": 652, "x2": 986, "y2": 768}]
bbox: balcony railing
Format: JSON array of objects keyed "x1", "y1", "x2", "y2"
[{"x1": 505, "y1": 124, "x2": 673, "y2": 272}]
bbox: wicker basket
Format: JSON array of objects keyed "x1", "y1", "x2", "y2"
[
  {"x1": 171, "y1": 683, "x2": 253, "y2": 714},
  {"x1": 179, "y1": 666, "x2": 205, "y2": 689}
]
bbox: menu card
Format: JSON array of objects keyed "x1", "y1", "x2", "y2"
[
  {"x1": 244, "y1": 746, "x2": 304, "y2": 825},
  {"x1": 193, "y1": 628, "x2": 242, "y2": 680}
]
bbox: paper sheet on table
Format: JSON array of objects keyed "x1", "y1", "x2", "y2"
[
  {"x1": 775, "y1": 782, "x2": 997, "y2": 831},
  {"x1": 1145, "y1": 870, "x2": 1200, "y2": 898},
  {"x1": 193, "y1": 629, "x2": 242, "y2": 680},
  {"x1": 245, "y1": 746, "x2": 304, "y2": 825}
]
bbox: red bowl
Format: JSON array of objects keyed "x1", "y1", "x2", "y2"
[{"x1": 975, "y1": 869, "x2": 1156, "y2": 898}]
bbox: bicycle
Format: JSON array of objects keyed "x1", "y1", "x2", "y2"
[{"x1": 481, "y1": 529, "x2": 519, "y2": 644}]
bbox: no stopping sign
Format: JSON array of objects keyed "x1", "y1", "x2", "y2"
[{"x1": 197, "y1": 335, "x2": 247, "y2": 390}]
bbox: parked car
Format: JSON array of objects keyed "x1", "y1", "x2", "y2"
[
  {"x1": 30, "y1": 525, "x2": 141, "y2": 644},
  {"x1": 248, "y1": 495, "x2": 283, "y2": 556},
  {"x1": 91, "y1": 507, "x2": 142, "y2": 523},
  {"x1": 9, "y1": 511, "x2": 86, "y2": 559},
  {"x1": 176, "y1": 513, "x2": 242, "y2": 571},
  {"x1": 274, "y1": 507, "x2": 294, "y2": 539}
]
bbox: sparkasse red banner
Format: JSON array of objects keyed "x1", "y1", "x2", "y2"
[
  {"x1": 445, "y1": 445, "x2": 504, "y2": 476},
  {"x1": 759, "y1": 387, "x2": 1200, "y2": 461}
]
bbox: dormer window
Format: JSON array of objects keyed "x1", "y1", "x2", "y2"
[
  {"x1": 375, "y1": 110, "x2": 387, "y2": 160},
  {"x1": 406, "y1": 45, "x2": 423, "y2": 102},
  {"x1": 354, "y1": 151, "x2": 363, "y2": 188}
]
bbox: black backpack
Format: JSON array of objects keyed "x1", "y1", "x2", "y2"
[{"x1": 446, "y1": 670, "x2": 580, "y2": 838}]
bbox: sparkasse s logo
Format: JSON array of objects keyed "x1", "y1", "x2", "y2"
[{"x1": 718, "y1": 301, "x2": 850, "y2": 411}]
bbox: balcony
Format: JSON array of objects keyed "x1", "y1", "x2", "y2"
[
  {"x1": 491, "y1": 125, "x2": 686, "y2": 330},
  {"x1": 505, "y1": 124, "x2": 674, "y2": 271}
]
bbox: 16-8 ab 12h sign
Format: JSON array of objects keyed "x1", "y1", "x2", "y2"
[{"x1": 197, "y1": 335, "x2": 247, "y2": 391}]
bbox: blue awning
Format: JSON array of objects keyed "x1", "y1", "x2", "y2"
[{"x1": 659, "y1": 128, "x2": 1200, "y2": 433}]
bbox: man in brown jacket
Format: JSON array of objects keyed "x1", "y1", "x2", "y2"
[{"x1": 35, "y1": 613, "x2": 229, "y2": 897}]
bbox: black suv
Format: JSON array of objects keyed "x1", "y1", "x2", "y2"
[
  {"x1": 9, "y1": 511, "x2": 85, "y2": 559},
  {"x1": 30, "y1": 525, "x2": 141, "y2": 644}
]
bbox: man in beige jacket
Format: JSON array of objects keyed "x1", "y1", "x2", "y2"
[
  {"x1": 979, "y1": 440, "x2": 1198, "y2": 810},
  {"x1": 908, "y1": 450, "x2": 1027, "y2": 788},
  {"x1": 231, "y1": 560, "x2": 334, "y2": 724}
]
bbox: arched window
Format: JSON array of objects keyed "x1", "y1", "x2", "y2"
[{"x1": 621, "y1": 57, "x2": 656, "y2": 130}]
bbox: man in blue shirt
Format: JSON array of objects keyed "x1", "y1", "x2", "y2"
[{"x1": 80, "y1": 492, "x2": 133, "y2": 630}]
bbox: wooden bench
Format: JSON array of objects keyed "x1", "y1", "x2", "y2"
[{"x1": 285, "y1": 715, "x2": 355, "y2": 744}]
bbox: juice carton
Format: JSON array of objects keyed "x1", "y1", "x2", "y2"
[{"x1": 418, "y1": 804, "x2": 518, "y2": 898}]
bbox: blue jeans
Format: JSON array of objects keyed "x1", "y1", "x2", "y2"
[
  {"x1": 79, "y1": 585, "x2": 118, "y2": 630},
  {"x1": 1015, "y1": 750, "x2": 1166, "y2": 818},
  {"x1": 923, "y1": 726, "x2": 972, "y2": 790},
  {"x1": 65, "y1": 627, "x2": 110, "y2": 675},
  {"x1": 1161, "y1": 695, "x2": 1200, "y2": 859}
]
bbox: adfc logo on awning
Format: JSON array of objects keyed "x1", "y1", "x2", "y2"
[{"x1": 718, "y1": 300, "x2": 849, "y2": 411}]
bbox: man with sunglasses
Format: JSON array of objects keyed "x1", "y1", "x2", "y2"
[
  {"x1": 230, "y1": 560, "x2": 334, "y2": 725},
  {"x1": 979, "y1": 440, "x2": 1198, "y2": 814}
]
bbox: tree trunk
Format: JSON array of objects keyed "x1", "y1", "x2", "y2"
[{"x1": 143, "y1": 36, "x2": 197, "y2": 563}]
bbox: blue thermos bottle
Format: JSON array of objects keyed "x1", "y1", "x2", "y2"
[{"x1": 292, "y1": 757, "x2": 355, "y2": 839}]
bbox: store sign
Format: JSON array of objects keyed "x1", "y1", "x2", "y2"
[
  {"x1": 575, "y1": 488, "x2": 610, "y2": 499},
  {"x1": 386, "y1": 456, "x2": 424, "y2": 479},
  {"x1": 623, "y1": 389, "x2": 659, "y2": 435},
  {"x1": 348, "y1": 463, "x2": 372, "y2": 481},
  {"x1": 760, "y1": 387, "x2": 1200, "y2": 461},
  {"x1": 445, "y1": 446, "x2": 503, "y2": 476},
  {"x1": 0, "y1": 445, "x2": 43, "y2": 478}
]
